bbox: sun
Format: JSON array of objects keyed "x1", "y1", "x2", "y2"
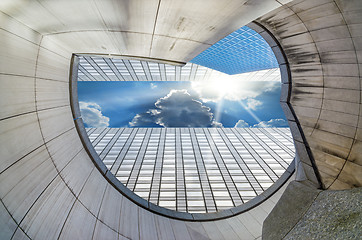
[
  {"x1": 209, "y1": 79, "x2": 239, "y2": 96},
  {"x1": 192, "y1": 78, "x2": 245, "y2": 101}
]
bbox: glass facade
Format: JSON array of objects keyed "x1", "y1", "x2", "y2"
[
  {"x1": 87, "y1": 127, "x2": 294, "y2": 213},
  {"x1": 77, "y1": 56, "x2": 280, "y2": 82},
  {"x1": 191, "y1": 26, "x2": 278, "y2": 75}
]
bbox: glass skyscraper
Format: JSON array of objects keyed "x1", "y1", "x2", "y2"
[{"x1": 87, "y1": 127, "x2": 294, "y2": 213}]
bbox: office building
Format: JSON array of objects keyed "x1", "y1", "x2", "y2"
[{"x1": 88, "y1": 127, "x2": 294, "y2": 213}]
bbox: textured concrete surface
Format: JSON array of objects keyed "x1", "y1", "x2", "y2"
[
  {"x1": 263, "y1": 181, "x2": 362, "y2": 239},
  {"x1": 262, "y1": 181, "x2": 321, "y2": 240},
  {"x1": 285, "y1": 187, "x2": 362, "y2": 239}
]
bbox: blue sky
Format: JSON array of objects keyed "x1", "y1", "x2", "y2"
[
  {"x1": 77, "y1": 25, "x2": 286, "y2": 128},
  {"x1": 78, "y1": 79, "x2": 288, "y2": 128}
]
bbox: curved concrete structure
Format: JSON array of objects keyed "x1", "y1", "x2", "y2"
[
  {"x1": 0, "y1": 0, "x2": 361, "y2": 239},
  {"x1": 256, "y1": 0, "x2": 362, "y2": 189}
]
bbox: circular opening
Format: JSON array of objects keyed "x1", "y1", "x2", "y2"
[{"x1": 70, "y1": 22, "x2": 296, "y2": 221}]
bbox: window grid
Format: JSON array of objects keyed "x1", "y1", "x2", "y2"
[
  {"x1": 77, "y1": 56, "x2": 281, "y2": 83},
  {"x1": 88, "y1": 128, "x2": 295, "y2": 213}
]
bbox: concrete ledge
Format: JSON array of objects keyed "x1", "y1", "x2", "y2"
[
  {"x1": 284, "y1": 187, "x2": 362, "y2": 239},
  {"x1": 263, "y1": 181, "x2": 362, "y2": 240}
]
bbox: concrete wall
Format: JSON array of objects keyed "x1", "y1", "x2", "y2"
[
  {"x1": 257, "y1": 0, "x2": 362, "y2": 189},
  {"x1": 0, "y1": 0, "x2": 361, "y2": 239}
]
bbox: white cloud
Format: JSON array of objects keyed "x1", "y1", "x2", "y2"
[
  {"x1": 79, "y1": 101, "x2": 110, "y2": 127},
  {"x1": 245, "y1": 98, "x2": 262, "y2": 110},
  {"x1": 234, "y1": 118, "x2": 289, "y2": 128},
  {"x1": 191, "y1": 79, "x2": 279, "y2": 102},
  {"x1": 130, "y1": 89, "x2": 222, "y2": 127},
  {"x1": 234, "y1": 120, "x2": 250, "y2": 128},
  {"x1": 252, "y1": 119, "x2": 288, "y2": 128}
]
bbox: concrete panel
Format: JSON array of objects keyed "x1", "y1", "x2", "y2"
[
  {"x1": 40, "y1": 36, "x2": 72, "y2": 59},
  {"x1": 323, "y1": 76, "x2": 360, "y2": 90},
  {"x1": 12, "y1": 228, "x2": 30, "y2": 240},
  {"x1": 335, "y1": 0, "x2": 362, "y2": 12},
  {"x1": 98, "y1": 185, "x2": 123, "y2": 232},
  {"x1": 37, "y1": 106, "x2": 74, "y2": 143},
  {"x1": 322, "y1": 99, "x2": 360, "y2": 115},
  {"x1": 0, "y1": 75, "x2": 35, "y2": 120},
  {"x1": 213, "y1": 219, "x2": 240, "y2": 240},
  {"x1": 303, "y1": 13, "x2": 345, "y2": 31},
  {"x1": 107, "y1": 31, "x2": 154, "y2": 57},
  {"x1": 0, "y1": 1, "x2": 68, "y2": 35},
  {"x1": 348, "y1": 140, "x2": 362, "y2": 166},
  {"x1": 225, "y1": 217, "x2": 255, "y2": 240},
  {"x1": 291, "y1": 86, "x2": 323, "y2": 99},
  {"x1": 318, "y1": 171, "x2": 337, "y2": 189},
  {"x1": 292, "y1": 105, "x2": 320, "y2": 120},
  {"x1": 155, "y1": 216, "x2": 176, "y2": 240},
  {"x1": 0, "y1": 201, "x2": 17, "y2": 240},
  {"x1": 19, "y1": 177, "x2": 75, "y2": 240},
  {"x1": 284, "y1": 43, "x2": 320, "y2": 65},
  {"x1": 276, "y1": 21, "x2": 307, "y2": 39},
  {"x1": 310, "y1": 130, "x2": 352, "y2": 153},
  {"x1": 337, "y1": 161, "x2": 362, "y2": 188},
  {"x1": 0, "y1": 29, "x2": 38, "y2": 77},
  {"x1": 36, "y1": 78, "x2": 69, "y2": 110},
  {"x1": 0, "y1": 113, "x2": 43, "y2": 172},
  {"x1": 352, "y1": 37, "x2": 362, "y2": 51},
  {"x1": 0, "y1": 146, "x2": 48, "y2": 198},
  {"x1": 184, "y1": 221, "x2": 210, "y2": 240},
  {"x1": 119, "y1": 198, "x2": 139, "y2": 240},
  {"x1": 320, "y1": 50, "x2": 357, "y2": 64},
  {"x1": 236, "y1": 212, "x2": 262, "y2": 239},
  {"x1": 94, "y1": 0, "x2": 159, "y2": 33},
  {"x1": 41, "y1": 31, "x2": 121, "y2": 56},
  {"x1": 168, "y1": 219, "x2": 193, "y2": 240},
  {"x1": 288, "y1": 0, "x2": 332, "y2": 13},
  {"x1": 78, "y1": 168, "x2": 108, "y2": 216},
  {"x1": 281, "y1": 32, "x2": 314, "y2": 47},
  {"x1": 60, "y1": 150, "x2": 95, "y2": 197},
  {"x1": 36, "y1": 46, "x2": 71, "y2": 82},
  {"x1": 291, "y1": 95, "x2": 323, "y2": 109},
  {"x1": 292, "y1": 76, "x2": 323, "y2": 88},
  {"x1": 139, "y1": 208, "x2": 159, "y2": 240},
  {"x1": 320, "y1": 109, "x2": 358, "y2": 127},
  {"x1": 315, "y1": 38, "x2": 355, "y2": 52},
  {"x1": 93, "y1": 220, "x2": 119, "y2": 240},
  {"x1": 322, "y1": 63, "x2": 359, "y2": 77},
  {"x1": 45, "y1": 128, "x2": 84, "y2": 170},
  {"x1": 150, "y1": 35, "x2": 211, "y2": 63},
  {"x1": 0, "y1": 11, "x2": 42, "y2": 44},
  {"x1": 316, "y1": 119, "x2": 356, "y2": 139},
  {"x1": 59, "y1": 201, "x2": 97, "y2": 239},
  {"x1": 201, "y1": 221, "x2": 225, "y2": 240},
  {"x1": 313, "y1": 149, "x2": 345, "y2": 178},
  {"x1": 290, "y1": 63, "x2": 323, "y2": 77},
  {"x1": 343, "y1": 9, "x2": 362, "y2": 24},
  {"x1": 291, "y1": 1, "x2": 340, "y2": 22},
  {"x1": 257, "y1": 6, "x2": 294, "y2": 25},
  {"x1": 1, "y1": 146, "x2": 57, "y2": 223}
]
